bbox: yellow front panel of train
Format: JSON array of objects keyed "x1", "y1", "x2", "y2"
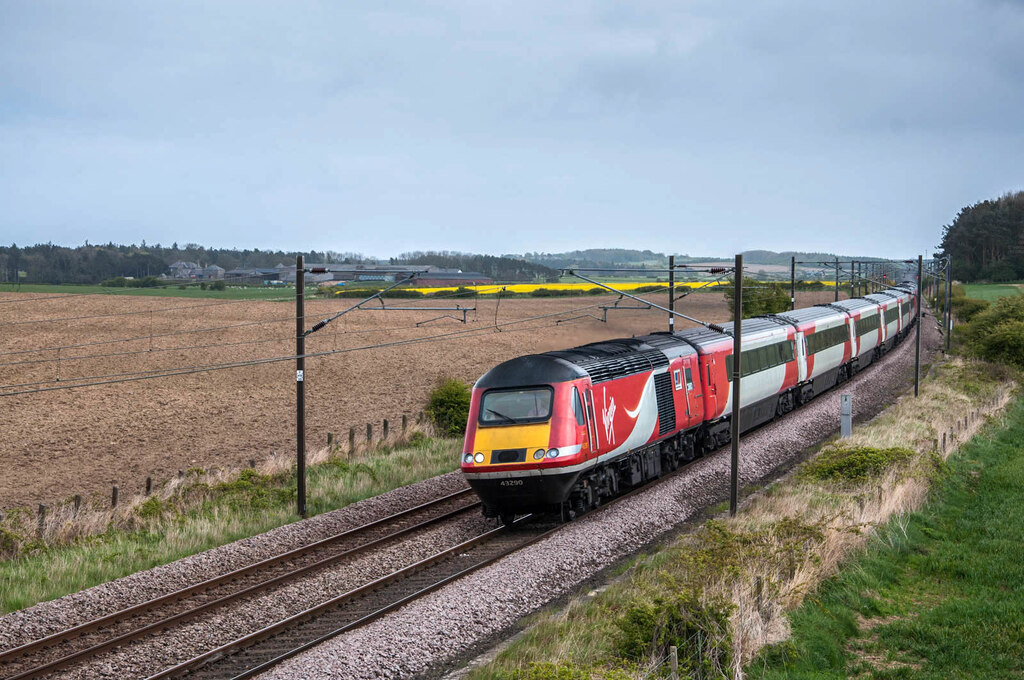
[{"x1": 472, "y1": 423, "x2": 550, "y2": 460}]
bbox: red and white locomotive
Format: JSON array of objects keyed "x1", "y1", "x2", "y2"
[{"x1": 460, "y1": 284, "x2": 918, "y2": 523}]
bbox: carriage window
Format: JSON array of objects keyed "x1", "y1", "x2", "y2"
[
  {"x1": 572, "y1": 387, "x2": 586, "y2": 426},
  {"x1": 479, "y1": 387, "x2": 553, "y2": 425}
]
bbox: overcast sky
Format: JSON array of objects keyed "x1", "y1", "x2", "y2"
[{"x1": 1, "y1": 1, "x2": 1022, "y2": 258}]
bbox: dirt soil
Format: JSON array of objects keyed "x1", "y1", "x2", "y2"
[{"x1": 0, "y1": 289, "x2": 843, "y2": 508}]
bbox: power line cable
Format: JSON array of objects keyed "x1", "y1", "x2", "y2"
[
  {"x1": 0, "y1": 285, "x2": 517, "y2": 365},
  {"x1": 0, "y1": 300, "x2": 612, "y2": 396}
]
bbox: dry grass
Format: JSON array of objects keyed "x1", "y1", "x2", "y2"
[{"x1": 0, "y1": 418, "x2": 436, "y2": 560}]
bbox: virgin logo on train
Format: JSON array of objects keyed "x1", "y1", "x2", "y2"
[{"x1": 601, "y1": 388, "x2": 617, "y2": 445}]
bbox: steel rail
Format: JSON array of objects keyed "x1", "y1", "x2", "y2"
[
  {"x1": 143, "y1": 518, "x2": 544, "y2": 679},
  {"x1": 0, "y1": 488, "x2": 478, "y2": 678}
]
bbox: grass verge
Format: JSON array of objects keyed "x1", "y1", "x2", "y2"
[
  {"x1": 0, "y1": 433, "x2": 459, "y2": 614},
  {"x1": 465, "y1": 357, "x2": 1013, "y2": 680},
  {"x1": 749, "y1": 391, "x2": 1024, "y2": 679}
]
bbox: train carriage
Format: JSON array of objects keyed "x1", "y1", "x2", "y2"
[
  {"x1": 864, "y1": 292, "x2": 902, "y2": 350},
  {"x1": 765, "y1": 306, "x2": 853, "y2": 401},
  {"x1": 827, "y1": 299, "x2": 883, "y2": 371}
]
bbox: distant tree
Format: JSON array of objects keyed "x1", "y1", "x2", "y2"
[
  {"x1": 724, "y1": 278, "x2": 791, "y2": 320},
  {"x1": 938, "y1": 190, "x2": 1024, "y2": 282}
]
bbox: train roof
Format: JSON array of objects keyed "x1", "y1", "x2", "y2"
[
  {"x1": 825, "y1": 299, "x2": 878, "y2": 313},
  {"x1": 634, "y1": 332, "x2": 698, "y2": 361},
  {"x1": 475, "y1": 354, "x2": 587, "y2": 389},
  {"x1": 674, "y1": 326, "x2": 732, "y2": 351},
  {"x1": 864, "y1": 292, "x2": 899, "y2": 303},
  {"x1": 768, "y1": 306, "x2": 846, "y2": 325}
]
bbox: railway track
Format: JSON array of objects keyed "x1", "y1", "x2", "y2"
[
  {"x1": 0, "y1": 488, "x2": 480, "y2": 680},
  {"x1": 139, "y1": 455, "x2": 707, "y2": 680}
]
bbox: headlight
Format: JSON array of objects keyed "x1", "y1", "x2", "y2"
[
  {"x1": 533, "y1": 449, "x2": 546, "y2": 460},
  {"x1": 463, "y1": 453, "x2": 473, "y2": 464},
  {"x1": 546, "y1": 448, "x2": 559, "y2": 458},
  {"x1": 474, "y1": 452, "x2": 485, "y2": 463}
]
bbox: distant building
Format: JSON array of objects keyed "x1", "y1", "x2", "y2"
[
  {"x1": 201, "y1": 265, "x2": 225, "y2": 280},
  {"x1": 276, "y1": 263, "x2": 493, "y2": 287},
  {"x1": 167, "y1": 261, "x2": 225, "y2": 280},
  {"x1": 224, "y1": 267, "x2": 280, "y2": 282},
  {"x1": 168, "y1": 261, "x2": 201, "y2": 279}
]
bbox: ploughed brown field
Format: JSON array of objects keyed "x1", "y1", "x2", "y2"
[{"x1": 0, "y1": 289, "x2": 843, "y2": 508}]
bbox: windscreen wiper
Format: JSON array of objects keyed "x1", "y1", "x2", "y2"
[{"x1": 485, "y1": 408, "x2": 519, "y2": 424}]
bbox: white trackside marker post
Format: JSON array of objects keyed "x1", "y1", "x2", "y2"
[{"x1": 841, "y1": 394, "x2": 852, "y2": 438}]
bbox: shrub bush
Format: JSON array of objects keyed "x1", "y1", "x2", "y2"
[
  {"x1": 615, "y1": 590, "x2": 734, "y2": 675},
  {"x1": 209, "y1": 280, "x2": 226, "y2": 291},
  {"x1": 101, "y1": 277, "x2": 128, "y2": 287},
  {"x1": 951, "y1": 296, "x2": 989, "y2": 322},
  {"x1": 426, "y1": 379, "x2": 471, "y2": 437},
  {"x1": 127, "y1": 276, "x2": 162, "y2": 288},
  {"x1": 801, "y1": 445, "x2": 915, "y2": 483},
  {"x1": 960, "y1": 294, "x2": 1024, "y2": 368}
]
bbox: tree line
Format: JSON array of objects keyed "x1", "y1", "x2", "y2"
[
  {"x1": 391, "y1": 251, "x2": 557, "y2": 281},
  {"x1": 0, "y1": 242, "x2": 557, "y2": 285},
  {"x1": 938, "y1": 191, "x2": 1024, "y2": 282}
]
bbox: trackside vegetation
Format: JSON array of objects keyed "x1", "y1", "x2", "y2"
[
  {"x1": 0, "y1": 434, "x2": 461, "y2": 614},
  {"x1": 750, "y1": 396, "x2": 1024, "y2": 679},
  {"x1": 467, "y1": 356, "x2": 1013, "y2": 680}
]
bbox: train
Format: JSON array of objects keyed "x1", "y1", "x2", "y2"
[{"x1": 460, "y1": 283, "x2": 919, "y2": 524}]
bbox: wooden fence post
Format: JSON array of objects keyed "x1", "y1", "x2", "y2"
[
  {"x1": 402, "y1": 414, "x2": 408, "y2": 434},
  {"x1": 327, "y1": 432, "x2": 334, "y2": 448},
  {"x1": 73, "y1": 494, "x2": 82, "y2": 514},
  {"x1": 111, "y1": 486, "x2": 119, "y2": 509},
  {"x1": 383, "y1": 419, "x2": 389, "y2": 439},
  {"x1": 37, "y1": 504, "x2": 47, "y2": 536},
  {"x1": 145, "y1": 477, "x2": 153, "y2": 495},
  {"x1": 366, "y1": 423, "x2": 373, "y2": 443},
  {"x1": 349, "y1": 427, "x2": 356, "y2": 452}
]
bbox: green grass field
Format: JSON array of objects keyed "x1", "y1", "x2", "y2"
[
  {"x1": 0, "y1": 282, "x2": 302, "y2": 300},
  {"x1": 963, "y1": 283, "x2": 1023, "y2": 302},
  {"x1": 750, "y1": 396, "x2": 1024, "y2": 679}
]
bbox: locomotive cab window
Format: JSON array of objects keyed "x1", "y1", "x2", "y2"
[
  {"x1": 684, "y1": 367, "x2": 694, "y2": 390},
  {"x1": 479, "y1": 387, "x2": 554, "y2": 425},
  {"x1": 572, "y1": 387, "x2": 586, "y2": 426}
]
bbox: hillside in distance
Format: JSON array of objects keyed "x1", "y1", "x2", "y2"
[{"x1": 508, "y1": 249, "x2": 886, "y2": 270}]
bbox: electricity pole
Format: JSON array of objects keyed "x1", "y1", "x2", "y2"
[
  {"x1": 668, "y1": 255, "x2": 675, "y2": 333},
  {"x1": 945, "y1": 258, "x2": 952, "y2": 351},
  {"x1": 914, "y1": 255, "x2": 922, "y2": 398},
  {"x1": 729, "y1": 253, "x2": 743, "y2": 517},
  {"x1": 790, "y1": 255, "x2": 796, "y2": 310},
  {"x1": 295, "y1": 255, "x2": 307, "y2": 518},
  {"x1": 834, "y1": 256, "x2": 839, "y2": 302}
]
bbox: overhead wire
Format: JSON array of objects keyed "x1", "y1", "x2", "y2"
[
  {"x1": 0, "y1": 299, "x2": 614, "y2": 396},
  {"x1": 0, "y1": 296, "x2": 298, "y2": 328},
  {"x1": 0, "y1": 284, "x2": 513, "y2": 364}
]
